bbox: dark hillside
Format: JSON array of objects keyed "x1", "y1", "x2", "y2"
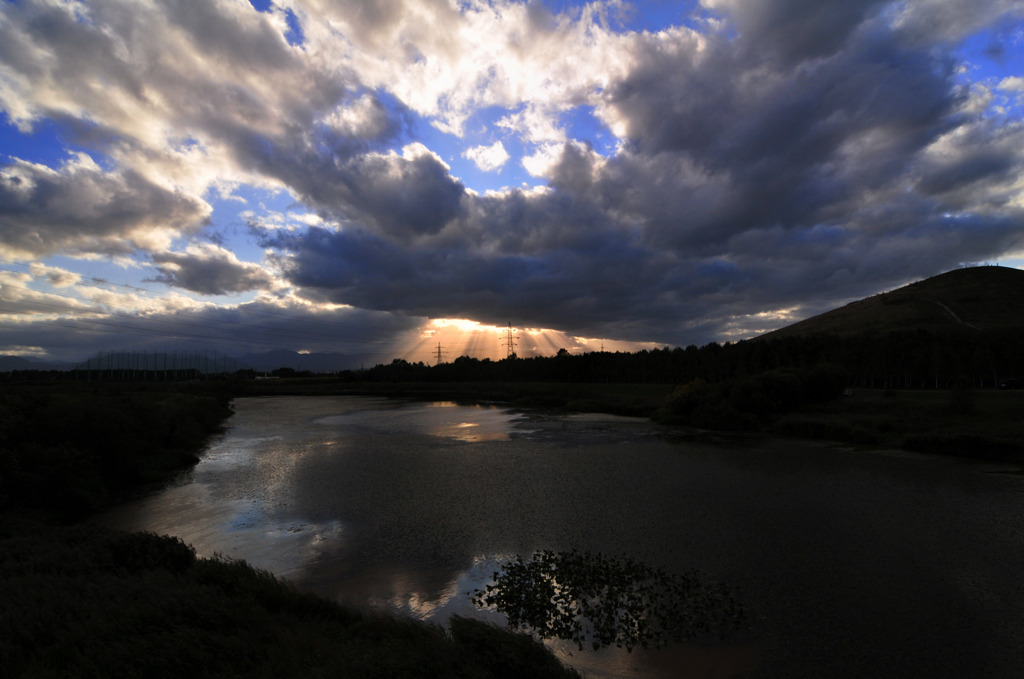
[{"x1": 761, "y1": 265, "x2": 1024, "y2": 339}]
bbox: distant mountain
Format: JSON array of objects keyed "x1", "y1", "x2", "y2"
[
  {"x1": 237, "y1": 349, "x2": 379, "y2": 373},
  {"x1": 0, "y1": 350, "x2": 380, "y2": 374},
  {"x1": 760, "y1": 266, "x2": 1024, "y2": 340}
]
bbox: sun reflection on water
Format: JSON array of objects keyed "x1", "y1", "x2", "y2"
[{"x1": 426, "y1": 401, "x2": 516, "y2": 441}]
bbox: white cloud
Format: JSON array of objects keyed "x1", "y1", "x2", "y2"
[
  {"x1": 463, "y1": 141, "x2": 510, "y2": 172},
  {"x1": 496, "y1": 104, "x2": 568, "y2": 145},
  {"x1": 521, "y1": 142, "x2": 566, "y2": 178},
  {"x1": 294, "y1": 0, "x2": 637, "y2": 138},
  {"x1": 998, "y1": 75, "x2": 1024, "y2": 92}
]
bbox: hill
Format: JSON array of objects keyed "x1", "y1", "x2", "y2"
[{"x1": 761, "y1": 265, "x2": 1024, "y2": 339}]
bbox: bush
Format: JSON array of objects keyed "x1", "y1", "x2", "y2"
[
  {"x1": 660, "y1": 363, "x2": 852, "y2": 430},
  {"x1": 661, "y1": 379, "x2": 712, "y2": 420},
  {"x1": 730, "y1": 370, "x2": 803, "y2": 419}
]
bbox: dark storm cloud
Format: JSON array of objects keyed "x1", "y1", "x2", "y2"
[
  {"x1": 149, "y1": 245, "x2": 275, "y2": 296},
  {"x1": 336, "y1": 149, "x2": 466, "y2": 241},
  {"x1": 605, "y1": 24, "x2": 963, "y2": 239},
  {"x1": 264, "y1": 1, "x2": 1024, "y2": 347},
  {"x1": 235, "y1": 134, "x2": 465, "y2": 242},
  {"x1": 704, "y1": 0, "x2": 890, "y2": 64},
  {"x1": 263, "y1": 199, "x2": 673, "y2": 337},
  {"x1": 916, "y1": 150, "x2": 1016, "y2": 199}
]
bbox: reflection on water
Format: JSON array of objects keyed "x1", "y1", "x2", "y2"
[
  {"x1": 426, "y1": 402, "x2": 515, "y2": 442},
  {"x1": 95, "y1": 395, "x2": 1024, "y2": 679},
  {"x1": 312, "y1": 399, "x2": 518, "y2": 442}
]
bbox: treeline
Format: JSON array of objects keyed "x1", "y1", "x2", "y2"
[{"x1": 347, "y1": 327, "x2": 1024, "y2": 390}]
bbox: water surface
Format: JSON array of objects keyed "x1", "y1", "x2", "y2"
[{"x1": 97, "y1": 396, "x2": 1024, "y2": 678}]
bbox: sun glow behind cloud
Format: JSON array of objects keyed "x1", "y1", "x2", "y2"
[{"x1": 393, "y1": 318, "x2": 659, "y2": 364}]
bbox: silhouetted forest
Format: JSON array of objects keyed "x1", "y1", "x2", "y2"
[{"x1": 347, "y1": 328, "x2": 1024, "y2": 390}]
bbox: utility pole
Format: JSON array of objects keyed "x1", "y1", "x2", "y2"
[
  {"x1": 434, "y1": 342, "x2": 447, "y2": 365},
  {"x1": 503, "y1": 322, "x2": 519, "y2": 359}
]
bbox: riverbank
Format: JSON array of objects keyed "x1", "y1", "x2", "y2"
[
  {"x1": 769, "y1": 387, "x2": 1024, "y2": 461},
  {"x1": 237, "y1": 377, "x2": 1024, "y2": 463},
  {"x1": 0, "y1": 381, "x2": 581, "y2": 678},
  {"x1": 235, "y1": 377, "x2": 675, "y2": 417},
  {"x1": 0, "y1": 517, "x2": 577, "y2": 678}
]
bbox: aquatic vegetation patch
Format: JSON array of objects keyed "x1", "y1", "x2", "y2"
[{"x1": 471, "y1": 549, "x2": 745, "y2": 651}]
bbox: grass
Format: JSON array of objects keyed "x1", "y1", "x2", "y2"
[
  {"x1": 765, "y1": 266, "x2": 1024, "y2": 338},
  {"x1": 771, "y1": 388, "x2": 1024, "y2": 460}
]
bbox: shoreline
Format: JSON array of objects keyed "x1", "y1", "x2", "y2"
[{"x1": 236, "y1": 378, "x2": 1024, "y2": 465}]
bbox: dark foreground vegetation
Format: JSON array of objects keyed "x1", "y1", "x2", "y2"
[
  {"x1": 0, "y1": 382, "x2": 580, "y2": 679},
  {"x1": 0, "y1": 520, "x2": 577, "y2": 678},
  {"x1": 0, "y1": 382, "x2": 234, "y2": 519}
]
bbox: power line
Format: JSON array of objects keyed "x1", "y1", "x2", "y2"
[{"x1": 502, "y1": 322, "x2": 519, "y2": 359}]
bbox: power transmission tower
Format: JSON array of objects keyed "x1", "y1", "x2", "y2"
[
  {"x1": 502, "y1": 322, "x2": 519, "y2": 359},
  {"x1": 434, "y1": 342, "x2": 447, "y2": 365}
]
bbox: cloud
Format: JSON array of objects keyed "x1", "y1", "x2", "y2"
[
  {"x1": 998, "y1": 75, "x2": 1024, "y2": 91},
  {"x1": 0, "y1": 153, "x2": 210, "y2": 258},
  {"x1": 262, "y1": 1, "x2": 1024, "y2": 345},
  {"x1": 28, "y1": 263, "x2": 81, "y2": 288},
  {"x1": 700, "y1": 0, "x2": 890, "y2": 64},
  {"x1": 0, "y1": 257, "x2": 422, "y2": 360},
  {"x1": 2, "y1": 0, "x2": 1024, "y2": 358},
  {"x1": 149, "y1": 243, "x2": 277, "y2": 296},
  {"x1": 463, "y1": 141, "x2": 511, "y2": 172},
  {"x1": 293, "y1": 0, "x2": 636, "y2": 138},
  {"x1": 885, "y1": 0, "x2": 1024, "y2": 44}
]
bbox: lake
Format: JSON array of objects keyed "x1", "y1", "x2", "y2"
[{"x1": 96, "y1": 395, "x2": 1024, "y2": 678}]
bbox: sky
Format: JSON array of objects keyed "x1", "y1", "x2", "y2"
[{"x1": 1, "y1": 0, "x2": 1023, "y2": 367}]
